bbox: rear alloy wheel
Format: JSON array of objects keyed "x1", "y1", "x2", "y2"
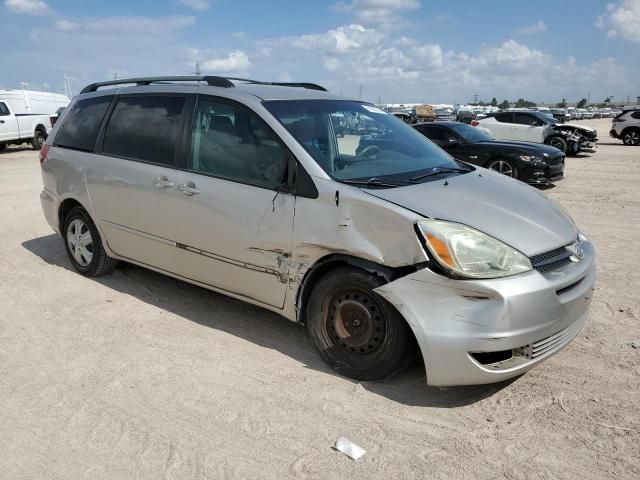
[
  {"x1": 487, "y1": 159, "x2": 518, "y2": 179},
  {"x1": 306, "y1": 267, "x2": 411, "y2": 381},
  {"x1": 622, "y1": 128, "x2": 640, "y2": 146},
  {"x1": 63, "y1": 206, "x2": 118, "y2": 276}
]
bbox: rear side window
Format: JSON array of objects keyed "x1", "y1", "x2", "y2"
[
  {"x1": 103, "y1": 96, "x2": 186, "y2": 165},
  {"x1": 494, "y1": 113, "x2": 513, "y2": 123},
  {"x1": 419, "y1": 126, "x2": 446, "y2": 141},
  {"x1": 54, "y1": 96, "x2": 113, "y2": 152},
  {"x1": 514, "y1": 113, "x2": 535, "y2": 125},
  {"x1": 0, "y1": 102, "x2": 9, "y2": 116}
]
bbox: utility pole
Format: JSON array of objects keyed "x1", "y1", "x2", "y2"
[
  {"x1": 358, "y1": 84, "x2": 363, "y2": 100},
  {"x1": 473, "y1": 92, "x2": 478, "y2": 104},
  {"x1": 63, "y1": 75, "x2": 73, "y2": 98},
  {"x1": 43, "y1": 83, "x2": 49, "y2": 92},
  {"x1": 112, "y1": 72, "x2": 119, "y2": 80},
  {"x1": 19, "y1": 81, "x2": 30, "y2": 90},
  {"x1": 194, "y1": 61, "x2": 201, "y2": 75}
]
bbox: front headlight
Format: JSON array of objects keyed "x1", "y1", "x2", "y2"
[{"x1": 417, "y1": 219, "x2": 532, "y2": 279}]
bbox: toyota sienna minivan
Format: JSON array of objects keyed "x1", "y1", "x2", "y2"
[{"x1": 39, "y1": 76, "x2": 596, "y2": 386}]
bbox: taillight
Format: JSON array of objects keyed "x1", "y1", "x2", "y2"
[
  {"x1": 39, "y1": 144, "x2": 51, "y2": 166},
  {"x1": 471, "y1": 120, "x2": 479, "y2": 127}
]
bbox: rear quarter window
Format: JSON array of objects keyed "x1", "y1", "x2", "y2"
[
  {"x1": 54, "y1": 96, "x2": 113, "y2": 152},
  {"x1": 102, "y1": 96, "x2": 186, "y2": 166},
  {"x1": 0, "y1": 102, "x2": 9, "y2": 116}
]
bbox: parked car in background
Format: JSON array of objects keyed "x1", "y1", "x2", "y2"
[
  {"x1": 610, "y1": 106, "x2": 640, "y2": 145},
  {"x1": 433, "y1": 108, "x2": 452, "y2": 121},
  {"x1": 392, "y1": 112, "x2": 412, "y2": 123},
  {"x1": 414, "y1": 121, "x2": 564, "y2": 185},
  {"x1": 39, "y1": 75, "x2": 596, "y2": 386},
  {"x1": 456, "y1": 110, "x2": 476, "y2": 124},
  {"x1": 550, "y1": 109, "x2": 570, "y2": 123},
  {"x1": 475, "y1": 111, "x2": 598, "y2": 155},
  {"x1": 50, "y1": 106, "x2": 66, "y2": 127}
]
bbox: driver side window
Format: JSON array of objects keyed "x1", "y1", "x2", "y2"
[{"x1": 190, "y1": 98, "x2": 288, "y2": 190}]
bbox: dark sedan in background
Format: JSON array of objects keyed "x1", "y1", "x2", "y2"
[{"x1": 414, "y1": 121, "x2": 565, "y2": 185}]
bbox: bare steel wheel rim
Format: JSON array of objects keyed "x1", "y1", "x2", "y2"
[
  {"x1": 325, "y1": 289, "x2": 387, "y2": 354},
  {"x1": 67, "y1": 218, "x2": 93, "y2": 267},
  {"x1": 489, "y1": 160, "x2": 514, "y2": 177}
]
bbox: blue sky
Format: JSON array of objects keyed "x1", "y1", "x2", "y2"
[{"x1": 2, "y1": 0, "x2": 639, "y2": 104}]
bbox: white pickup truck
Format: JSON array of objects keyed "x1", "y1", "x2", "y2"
[{"x1": 0, "y1": 90, "x2": 69, "y2": 152}]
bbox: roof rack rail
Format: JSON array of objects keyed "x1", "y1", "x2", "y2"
[
  {"x1": 80, "y1": 76, "x2": 235, "y2": 94},
  {"x1": 226, "y1": 77, "x2": 327, "y2": 91}
]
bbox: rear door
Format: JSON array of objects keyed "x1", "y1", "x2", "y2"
[
  {"x1": 85, "y1": 94, "x2": 191, "y2": 273},
  {"x1": 483, "y1": 113, "x2": 513, "y2": 140},
  {"x1": 0, "y1": 102, "x2": 20, "y2": 141},
  {"x1": 172, "y1": 96, "x2": 295, "y2": 308}
]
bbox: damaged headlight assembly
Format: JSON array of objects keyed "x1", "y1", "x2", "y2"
[{"x1": 417, "y1": 220, "x2": 532, "y2": 279}]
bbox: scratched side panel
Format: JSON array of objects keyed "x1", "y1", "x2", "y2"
[{"x1": 282, "y1": 177, "x2": 429, "y2": 320}]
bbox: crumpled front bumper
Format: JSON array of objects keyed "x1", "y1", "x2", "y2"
[{"x1": 374, "y1": 240, "x2": 596, "y2": 386}]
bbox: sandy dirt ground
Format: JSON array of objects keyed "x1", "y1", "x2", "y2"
[{"x1": 1, "y1": 118, "x2": 638, "y2": 479}]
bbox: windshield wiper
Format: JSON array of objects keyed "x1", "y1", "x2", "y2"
[
  {"x1": 409, "y1": 166, "x2": 471, "y2": 182},
  {"x1": 337, "y1": 177, "x2": 405, "y2": 188}
]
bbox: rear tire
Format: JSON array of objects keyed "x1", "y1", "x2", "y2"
[
  {"x1": 31, "y1": 129, "x2": 46, "y2": 150},
  {"x1": 305, "y1": 267, "x2": 411, "y2": 381},
  {"x1": 546, "y1": 135, "x2": 568, "y2": 153},
  {"x1": 0, "y1": 144, "x2": 6, "y2": 152},
  {"x1": 63, "y1": 206, "x2": 118, "y2": 276},
  {"x1": 622, "y1": 128, "x2": 640, "y2": 146}
]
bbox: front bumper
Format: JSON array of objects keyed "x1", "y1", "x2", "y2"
[
  {"x1": 374, "y1": 240, "x2": 596, "y2": 386},
  {"x1": 523, "y1": 157, "x2": 565, "y2": 185},
  {"x1": 610, "y1": 129, "x2": 619, "y2": 139}
]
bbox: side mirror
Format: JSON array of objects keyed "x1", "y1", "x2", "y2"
[{"x1": 531, "y1": 122, "x2": 539, "y2": 127}]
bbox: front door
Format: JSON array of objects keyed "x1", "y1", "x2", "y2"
[{"x1": 172, "y1": 96, "x2": 295, "y2": 308}]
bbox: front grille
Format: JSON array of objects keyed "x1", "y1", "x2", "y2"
[{"x1": 530, "y1": 246, "x2": 572, "y2": 273}]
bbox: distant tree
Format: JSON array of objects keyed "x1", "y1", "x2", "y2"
[
  {"x1": 556, "y1": 98, "x2": 567, "y2": 108},
  {"x1": 576, "y1": 98, "x2": 588, "y2": 108},
  {"x1": 490, "y1": 97, "x2": 498, "y2": 107},
  {"x1": 515, "y1": 98, "x2": 537, "y2": 108},
  {"x1": 498, "y1": 99, "x2": 510, "y2": 110}
]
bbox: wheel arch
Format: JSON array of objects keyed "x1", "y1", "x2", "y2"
[{"x1": 58, "y1": 197, "x2": 87, "y2": 233}]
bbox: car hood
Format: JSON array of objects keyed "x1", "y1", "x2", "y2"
[
  {"x1": 476, "y1": 140, "x2": 563, "y2": 156},
  {"x1": 556, "y1": 122, "x2": 595, "y2": 132},
  {"x1": 366, "y1": 169, "x2": 577, "y2": 256}
]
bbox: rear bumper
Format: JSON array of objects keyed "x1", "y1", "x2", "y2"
[{"x1": 374, "y1": 240, "x2": 596, "y2": 386}]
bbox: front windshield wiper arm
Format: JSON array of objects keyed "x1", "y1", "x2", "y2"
[
  {"x1": 337, "y1": 177, "x2": 405, "y2": 188},
  {"x1": 409, "y1": 166, "x2": 471, "y2": 182}
]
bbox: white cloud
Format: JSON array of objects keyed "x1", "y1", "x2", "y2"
[
  {"x1": 178, "y1": 0, "x2": 210, "y2": 12},
  {"x1": 517, "y1": 20, "x2": 548, "y2": 34},
  {"x1": 53, "y1": 15, "x2": 196, "y2": 34},
  {"x1": 54, "y1": 19, "x2": 79, "y2": 31},
  {"x1": 412, "y1": 43, "x2": 443, "y2": 67},
  {"x1": 596, "y1": 0, "x2": 640, "y2": 42},
  {"x1": 5, "y1": 0, "x2": 50, "y2": 15},
  {"x1": 333, "y1": 0, "x2": 420, "y2": 28},
  {"x1": 201, "y1": 51, "x2": 250, "y2": 72}
]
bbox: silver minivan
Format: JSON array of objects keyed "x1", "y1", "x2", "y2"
[{"x1": 40, "y1": 76, "x2": 596, "y2": 386}]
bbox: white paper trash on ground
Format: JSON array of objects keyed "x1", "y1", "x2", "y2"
[{"x1": 334, "y1": 437, "x2": 366, "y2": 460}]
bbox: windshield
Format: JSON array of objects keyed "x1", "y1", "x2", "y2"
[
  {"x1": 264, "y1": 100, "x2": 465, "y2": 185},
  {"x1": 448, "y1": 122, "x2": 493, "y2": 142}
]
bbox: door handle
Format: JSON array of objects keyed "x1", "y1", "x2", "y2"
[
  {"x1": 0, "y1": 120, "x2": 4, "y2": 124},
  {"x1": 469, "y1": 155, "x2": 478, "y2": 159},
  {"x1": 154, "y1": 176, "x2": 174, "y2": 189},
  {"x1": 178, "y1": 182, "x2": 200, "y2": 196}
]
